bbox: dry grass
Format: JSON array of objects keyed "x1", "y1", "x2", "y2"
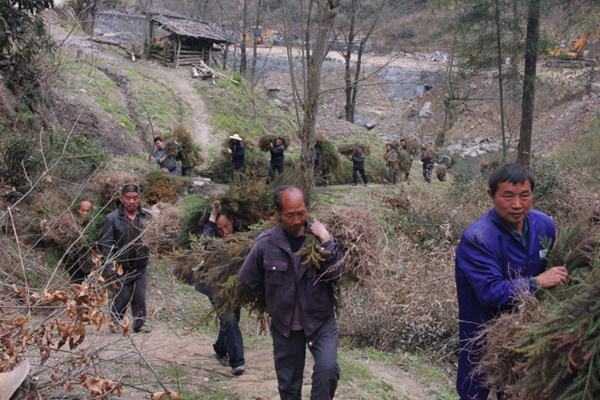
[
  {"x1": 143, "y1": 202, "x2": 182, "y2": 255},
  {"x1": 88, "y1": 172, "x2": 140, "y2": 205}
]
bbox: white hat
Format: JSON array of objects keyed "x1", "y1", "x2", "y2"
[
  {"x1": 229, "y1": 133, "x2": 243, "y2": 141},
  {"x1": 0, "y1": 360, "x2": 30, "y2": 399}
]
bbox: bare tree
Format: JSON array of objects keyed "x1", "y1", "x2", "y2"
[{"x1": 283, "y1": 0, "x2": 342, "y2": 196}]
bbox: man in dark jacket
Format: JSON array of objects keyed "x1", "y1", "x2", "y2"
[
  {"x1": 229, "y1": 133, "x2": 246, "y2": 184},
  {"x1": 153, "y1": 137, "x2": 178, "y2": 175},
  {"x1": 239, "y1": 185, "x2": 344, "y2": 400},
  {"x1": 100, "y1": 184, "x2": 152, "y2": 333},
  {"x1": 269, "y1": 137, "x2": 285, "y2": 181},
  {"x1": 351, "y1": 146, "x2": 367, "y2": 186},
  {"x1": 455, "y1": 164, "x2": 568, "y2": 399},
  {"x1": 196, "y1": 200, "x2": 245, "y2": 376},
  {"x1": 384, "y1": 143, "x2": 398, "y2": 184}
]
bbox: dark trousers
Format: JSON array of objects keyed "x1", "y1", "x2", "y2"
[
  {"x1": 269, "y1": 164, "x2": 284, "y2": 180},
  {"x1": 388, "y1": 164, "x2": 397, "y2": 184},
  {"x1": 213, "y1": 307, "x2": 245, "y2": 368},
  {"x1": 111, "y1": 268, "x2": 147, "y2": 331},
  {"x1": 423, "y1": 164, "x2": 433, "y2": 183},
  {"x1": 352, "y1": 167, "x2": 367, "y2": 185},
  {"x1": 68, "y1": 267, "x2": 88, "y2": 284},
  {"x1": 271, "y1": 316, "x2": 340, "y2": 400}
]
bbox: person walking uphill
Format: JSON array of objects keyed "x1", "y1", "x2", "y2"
[
  {"x1": 351, "y1": 146, "x2": 368, "y2": 186},
  {"x1": 153, "y1": 137, "x2": 178, "y2": 175},
  {"x1": 100, "y1": 184, "x2": 152, "y2": 334},
  {"x1": 269, "y1": 137, "x2": 285, "y2": 181},
  {"x1": 455, "y1": 164, "x2": 568, "y2": 399},
  {"x1": 239, "y1": 185, "x2": 345, "y2": 400},
  {"x1": 229, "y1": 133, "x2": 246, "y2": 184},
  {"x1": 384, "y1": 143, "x2": 399, "y2": 184},
  {"x1": 196, "y1": 200, "x2": 245, "y2": 376}
]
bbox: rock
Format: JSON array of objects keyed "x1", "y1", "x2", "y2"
[
  {"x1": 272, "y1": 98, "x2": 284, "y2": 108},
  {"x1": 419, "y1": 102, "x2": 433, "y2": 118}
]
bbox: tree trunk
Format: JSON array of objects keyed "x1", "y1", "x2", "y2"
[
  {"x1": 240, "y1": 0, "x2": 249, "y2": 77},
  {"x1": 495, "y1": 0, "x2": 507, "y2": 162},
  {"x1": 517, "y1": 0, "x2": 541, "y2": 167},
  {"x1": 298, "y1": 0, "x2": 341, "y2": 197}
]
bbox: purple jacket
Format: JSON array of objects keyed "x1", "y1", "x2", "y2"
[{"x1": 238, "y1": 223, "x2": 344, "y2": 343}]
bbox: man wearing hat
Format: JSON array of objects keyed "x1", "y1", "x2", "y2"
[
  {"x1": 229, "y1": 133, "x2": 245, "y2": 183},
  {"x1": 100, "y1": 184, "x2": 152, "y2": 333}
]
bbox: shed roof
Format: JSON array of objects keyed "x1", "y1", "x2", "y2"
[{"x1": 150, "y1": 14, "x2": 232, "y2": 44}]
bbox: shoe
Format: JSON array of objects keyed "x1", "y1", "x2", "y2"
[
  {"x1": 351, "y1": 183, "x2": 357, "y2": 186},
  {"x1": 134, "y1": 326, "x2": 152, "y2": 333},
  {"x1": 364, "y1": 183, "x2": 368, "y2": 186},
  {"x1": 231, "y1": 365, "x2": 245, "y2": 376},
  {"x1": 214, "y1": 353, "x2": 229, "y2": 367}
]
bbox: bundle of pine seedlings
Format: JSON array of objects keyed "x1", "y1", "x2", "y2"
[
  {"x1": 315, "y1": 138, "x2": 341, "y2": 178},
  {"x1": 258, "y1": 134, "x2": 291, "y2": 151},
  {"x1": 173, "y1": 123, "x2": 204, "y2": 167},
  {"x1": 337, "y1": 143, "x2": 372, "y2": 157},
  {"x1": 476, "y1": 219, "x2": 600, "y2": 399},
  {"x1": 143, "y1": 202, "x2": 182, "y2": 255}
]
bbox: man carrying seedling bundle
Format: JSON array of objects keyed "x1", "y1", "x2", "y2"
[
  {"x1": 153, "y1": 137, "x2": 179, "y2": 175},
  {"x1": 269, "y1": 137, "x2": 285, "y2": 181},
  {"x1": 229, "y1": 133, "x2": 246, "y2": 184},
  {"x1": 455, "y1": 164, "x2": 568, "y2": 399},
  {"x1": 196, "y1": 200, "x2": 246, "y2": 376},
  {"x1": 351, "y1": 146, "x2": 368, "y2": 186},
  {"x1": 64, "y1": 200, "x2": 95, "y2": 283},
  {"x1": 100, "y1": 184, "x2": 152, "y2": 334},
  {"x1": 239, "y1": 185, "x2": 344, "y2": 400},
  {"x1": 384, "y1": 143, "x2": 398, "y2": 184}
]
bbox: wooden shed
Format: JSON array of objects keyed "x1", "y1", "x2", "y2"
[{"x1": 145, "y1": 12, "x2": 232, "y2": 68}]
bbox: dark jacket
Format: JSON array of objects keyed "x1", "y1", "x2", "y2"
[
  {"x1": 352, "y1": 152, "x2": 365, "y2": 169},
  {"x1": 455, "y1": 208, "x2": 555, "y2": 399},
  {"x1": 100, "y1": 204, "x2": 150, "y2": 282},
  {"x1": 269, "y1": 144, "x2": 285, "y2": 167},
  {"x1": 238, "y1": 223, "x2": 344, "y2": 344},
  {"x1": 153, "y1": 148, "x2": 177, "y2": 171},
  {"x1": 232, "y1": 141, "x2": 245, "y2": 170}
]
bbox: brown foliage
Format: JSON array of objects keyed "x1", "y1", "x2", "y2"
[
  {"x1": 143, "y1": 202, "x2": 182, "y2": 255},
  {"x1": 337, "y1": 143, "x2": 372, "y2": 156},
  {"x1": 88, "y1": 172, "x2": 140, "y2": 204},
  {"x1": 140, "y1": 170, "x2": 188, "y2": 205},
  {"x1": 316, "y1": 205, "x2": 386, "y2": 284},
  {"x1": 258, "y1": 134, "x2": 292, "y2": 151}
]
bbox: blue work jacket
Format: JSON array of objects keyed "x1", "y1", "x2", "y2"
[{"x1": 455, "y1": 208, "x2": 555, "y2": 399}]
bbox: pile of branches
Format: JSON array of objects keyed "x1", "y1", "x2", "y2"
[
  {"x1": 39, "y1": 213, "x2": 83, "y2": 250},
  {"x1": 405, "y1": 137, "x2": 420, "y2": 157},
  {"x1": 219, "y1": 180, "x2": 274, "y2": 231},
  {"x1": 88, "y1": 172, "x2": 140, "y2": 205},
  {"x1": 144, "y1": 202, "x2": 182, "y2": 255},
  {"x1": 317, "y1": 205, "x2": 386, "y2": 285},
  {"x1": 140, "y1": 170, "x2": 188, "y2": 205},
  {"x1": 258, "y1": 134, "x2": 291, "y2": 151},
  {"x1": 173, "y1": 124, "x2": 203, "y2": 167},
  {"x1": 315, "y1": 138, "x2": 341, "y2": 178},
  {"x1": 476, "y1": 220, "x2": 600, "y2": 399},
  {"x1": 172, "y1": 231, "x2": 267, "y2": 316}
]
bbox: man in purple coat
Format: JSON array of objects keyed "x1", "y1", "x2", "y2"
[
  {"x1": 239, "y1": 185, "x2": 344, "y2": 400},
  {"x1": 455, "y1": 163, "x2": 569, "y2": 399}
]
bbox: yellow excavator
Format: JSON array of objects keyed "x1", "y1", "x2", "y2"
[
  {"x1": 547, "y1": 32, "x2": 598, "y2": 68},
  {"x1": 240, "y1": 26, "x2": 281, "y2": 48}
]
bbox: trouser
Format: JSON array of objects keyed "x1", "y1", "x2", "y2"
[
  {"x1": 405, "y1": 160, "x2": 412, "y2": 180},
  {"x1": 182, "y1": 166, "x2": 194, "y2": 177},
  {"x1": 269, "y1": 164, "x2": 284, "y2": 181},
  {"x1": 213, "y1": 307, "x2": 245, "y2": 368},
  {"x1": 388, "y1": 164, "x2": 397, "y2": 184},
  {"x1": 111, "y1": 268, "x2": 147, "y2": 331},
  {"x1": 352, "y1": 167, "x2": 367, "y2": 185},
  {"x1": 168, "y1": 169, "x2": 178, "y2": 176},
  {"x1": 271, "y1": 316, "x2": 340, "y2": 400},
  {"x1": 423, "y1": 164, "x2": 433, "y2": 183},
  {"x1": 234, "y1": 168, "x2": 246, "y2": 184}
]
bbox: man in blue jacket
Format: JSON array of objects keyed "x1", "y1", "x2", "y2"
[
  {"x1": 455, "y1": 163, "x2": 568, "y2": 399},
  {"x1": 239, "y1": 185, "x2": 344, "y2": 400}
]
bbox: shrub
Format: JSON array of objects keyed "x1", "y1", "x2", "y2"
[
  {"x1": 46, "y1": 132, "x2": 108, "y2": 183},
  {"x1": 140, "y1": 170, "x2": 189, "y2": 205},
  {"x1": 2, "y1": 136, "x2": 41, "y2": 193}
]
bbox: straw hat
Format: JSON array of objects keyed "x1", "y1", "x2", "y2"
[
  {"x1": 229, "y1": 133, "x2": 243, "y2": 141},
  {"x1": 0, "y1": 360, "x2": 30, "y2": 399}
]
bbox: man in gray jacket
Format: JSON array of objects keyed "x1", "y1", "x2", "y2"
[
  {"x1": 351, "y1": 146, "x2": 367, "y2": 186},
  {"x1": 100, "y1": 184, "x2": 152, "y2": 333},
  {"x1": 239, "y1": 185, "x2": 344, "y2": 400}
]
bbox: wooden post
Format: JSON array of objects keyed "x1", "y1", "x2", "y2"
[
  {"x1": 175, "y1": 37, "x2": 182, "y2": 68},
  {"x1": 145, "y1": 18, "x2": 153, "y2": 59},
  {"x1": 223, "y1": 44, "x2": 229, "y2": 70},
  {"x1": 163, "y1": 38, "x2": 168, "y2": 67}
]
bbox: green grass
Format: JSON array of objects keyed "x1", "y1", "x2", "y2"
[
  {"x1": 60, "y1": 59, "x2": 136, "y2": 136},
  {"x1": 153, "y1": 365, "x2": 241, "y2": 399}
]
